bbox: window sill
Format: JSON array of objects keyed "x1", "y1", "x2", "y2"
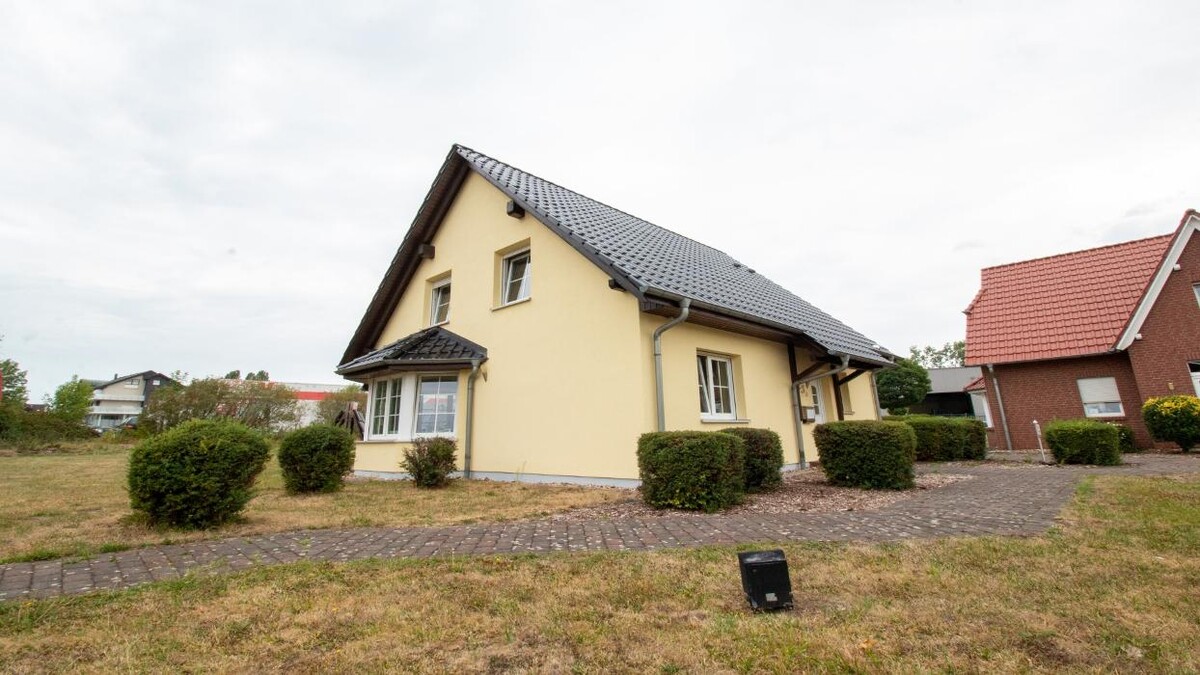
[
  {"x1": 492, "y1": 297, "x2": 531, "y2": 311},
  {"x1": 429, "y1": 320, "x2": 449, "y2": 328},
  {"x1": 701, "y1": 418, "x2": 750, "y2": 424},
  {"x1": 1084, "y1": 413, "x2": 1126, "y2": 420}
]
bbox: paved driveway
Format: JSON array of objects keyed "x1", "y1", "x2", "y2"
[{"x1": 1, "y1": 454, "x2": 1196, "y2": 601}]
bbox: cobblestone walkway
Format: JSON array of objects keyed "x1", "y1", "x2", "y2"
[{"x1": 2, "y1": 454, "x2": 1196, "y2": 601}]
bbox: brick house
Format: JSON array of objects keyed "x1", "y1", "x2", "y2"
[{"x1": 964, "y1": 210, "x2": 1200, "y2": 450}]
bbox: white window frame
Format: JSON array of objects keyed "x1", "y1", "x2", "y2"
[
  {"x1": 125, "y1": 379, "x2": 140, "y2": 389},
  {"x1": 500, "y1": 249, "x2": 531, "y2": 305},
  {"x1": 809, "y1": 382, "x2": 826, "y2": 424},
  {"x1": 429, "y1": 278, "x2": 451, "y2": 326},
  {"x1": 1193, "y1": 283, "x2": 1200, "y2": 309},
  {"x1": 697, "y1": 354, "x2": 736, "y2": 421},
  {"x1": 1077, "y1": 377, "x2": 1124, "y2": 418},
  {"x1": 366, "y1": 373, "x2": 458, "y2": 441},
  {"x1": 413, "y1": 375, "x2": 459, "y2": 438}
]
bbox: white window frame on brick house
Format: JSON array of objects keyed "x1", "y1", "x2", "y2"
[
  {"x1": 366, "y1": 373, "x2": 459, "y2": 441},
  {"x1": 429, "y1": 278, "x2": 451, "y2": 325},
  {"x1": 1193, "y1": 283, "x2": 1200, "y2": 309},
  {"x1": 697, "y1": 353, "x2": 736, "y2": 421},
  {"x1": 1077, "y1": 376, "x2": 1124, "y2": 418}
]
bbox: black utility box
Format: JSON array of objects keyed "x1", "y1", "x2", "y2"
[{"x1": 737, "y1": 550, "x2": 794, "y2": 611}]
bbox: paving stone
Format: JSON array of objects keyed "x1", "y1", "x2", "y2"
[{"x1": 2, "y1": 454, "x2": 1196, "y2": 601}]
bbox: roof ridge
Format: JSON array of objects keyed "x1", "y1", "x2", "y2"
[
  {"x1": 982, "y1": 231, "x2": 1173, "y2": 273},
  {"x1": 453, "y1": 144, "x2": 743, "y2": 264}
]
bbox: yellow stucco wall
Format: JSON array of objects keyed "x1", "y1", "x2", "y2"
[{"x1": 358, "y1": 170, "x2": 879, "y2": 481}]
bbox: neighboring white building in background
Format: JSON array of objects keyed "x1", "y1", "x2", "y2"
[
  {"x1": 85, "y1": 371, "x2": 176, "y2": 429},
  {"x1": 274, "y1": 381, "x2": 358, "y2": 427}
]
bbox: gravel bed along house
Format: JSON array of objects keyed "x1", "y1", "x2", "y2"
[{"x1": 538, "y1": 469, "x2": 971, "y2": 522}]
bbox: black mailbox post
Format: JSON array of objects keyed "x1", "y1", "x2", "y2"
[{"x1": 737, "y1": 550, "x2": 794, "y2": 611}]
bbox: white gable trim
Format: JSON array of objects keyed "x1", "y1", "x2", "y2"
[{"x1": 1114, "y1": 212, "x2": 1200, "y2": 351}]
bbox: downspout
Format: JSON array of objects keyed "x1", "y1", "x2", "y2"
[
  {"x1": 987, "y1": 363, "x2": 1013, "y2": 451},
  {"x1": 653, "y1": 299, "x2": 691, "y2": 431},
  {"x1": 791, "y1": 354, "x2": 850, "y2": 469},
  {"x1": 464, "y1": 359, "x2": 482, "y2": 478}
]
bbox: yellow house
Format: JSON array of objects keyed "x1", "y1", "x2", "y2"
[{"x1": 337, "y1": 145, "x2": 893, "y2": 486}]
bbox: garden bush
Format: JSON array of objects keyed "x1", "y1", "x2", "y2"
[
  {"x1": 898, "y1": 415, "x2": 987, "y2": 461},
  {"x1": 1142, "y1": 395, "x2": 1200, "y2": 452},
  {"x1": 813, "y1": 420, "x2": 916, "y2": 490},
  {"x1": 1043, "y1": 419, "x2": 1121, "y2": 465},
  {"x1": 637, "y1": 431, "x2": 745, "y2": 512},
  {"x1": 401, "y1": 437, "x2": 458, "y2": 488},
  {"x1": 720, "y1": 427, "x2": 783, "y2": 492},
  {"x1": 127, "y1": 419, "x2": 270, "y2": 529},
  {"x1": 1112, "y1": 423, "x2": 1138, "y2": 453},
  {"x1": 278, "y1": 424, "x2": 356, "y2": 494}
]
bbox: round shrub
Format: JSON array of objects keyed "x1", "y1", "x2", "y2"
[
  {"x1": 638, "y1": 431, "x2": 745, "y2": 512},
  {"x1": 900, "y1": 416, "x2": 987, "y2": 461},
  {"x1": 720, "y1": 427, "x2": 783, "y2": 492},
  {"x1": 127, "y1": 419, "x2": 270, "y2": 529},
  {"x1": 1142, "y1": 395, "x2": 1200, "y2": 452},
  {"x1": 402, "y1": 437, "x2": 458, "y2": 488},
  {"x1": 278, "y1": 424, "x2": 356, "y2": 494},
  {"x1": 813, "y1": 421, "x2": 916, "y2": 490},
  {"x1": 1043, "y1": 419, "x2": 1121, "y2": 465}
]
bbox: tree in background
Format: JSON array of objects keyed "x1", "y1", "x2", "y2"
[
  {"x1": 47, "y1": 376, "x2": 94, "y2": 424},
  {"x1": 142, "y1": 377, "x2": 297, "y2": 433},
  {"x1": 0, "y1": 336, "x2": 29, "y2": 408},
  {"x1": 223, "y1": 370, "x2": 241, "y2": 380},
  {"x1": 908, "y1": 341, "x2": 966, "y2": 369},
  {"x1": 875, "y1": 358, "x2": 932, "y2": 414},
  {"x1": 317, "y1": 385, "x2": 368, "y2": 425},
  {"x1": 245, "y1": 370, "x2": 270, "y2": 381}
]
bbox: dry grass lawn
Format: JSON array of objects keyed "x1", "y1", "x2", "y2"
[
  {"x1": 2, "y1": 475, "x2": 1198, "y2": 673},
  {"x1": 0, "y1": 442, "x2": 626, "y2": 563}
]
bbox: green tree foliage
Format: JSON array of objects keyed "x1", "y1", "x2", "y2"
[
  {"x1": 1142, "y1": 395, "x2": 1200, "y2": 452},
  {"x1": 47, "y1": 376, "x2": 94, "y2": 424},
  {"x1": 317, "y1": 385, "x2": 368, "y2": 425},
  {"x1": 875, "y1": 358, "x2": 932, "y2": 412},
  {"x1": 0, "y1": 337, "x2": 29, "y2": 409},
  {"x1": 245, "y1": 370, "x2": 270, "y2": 381},
  {"x1": 908, "y1": 341, "x2": 966, "y2": 369},
  {"x1": 223, "y1": 370, "x2": 241, "y2": 380},
  {"x1": 142, "y1": 378, "x2": 298, "y2": 433},
  {"x1": 278, "y1": 424, "x2": 356, "y2": 493}
]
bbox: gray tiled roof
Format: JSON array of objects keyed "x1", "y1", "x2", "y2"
[
  {"x1": 457, "y1": 146, "x2": 890, "y2": 364},
  {"x1": 338, "y1": 326, "x2": 487, "y2": 374}
]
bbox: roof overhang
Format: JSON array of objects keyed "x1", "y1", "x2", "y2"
[
  {"x1": 1113, "y1": 210, "x2": 1200, "y2": 351},
  {"x1": 337, "y1": 358, "x2": 484, "y2": 382}
]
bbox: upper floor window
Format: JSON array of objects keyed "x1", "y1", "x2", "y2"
[
  {"x1": 697, "y1": 354, "x2": 735, "y2": 420},
  {"x1": 1193, "y1": 283, "x2": 1200, "y2": 308},
  {"x1": 501, "y1": 250, "x2": 531, "y2": 305},
  {"x1": 430, "y1": 279, "x2": 451, "y2": 325},
  {"x1": 125, "y1": 379, "x2": 140, "y2": 388},
  {"x1": 1078, "y1": 376, "x2": 1123, "y2": 417}
]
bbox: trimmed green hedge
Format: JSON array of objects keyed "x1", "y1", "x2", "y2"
[
  {"x1": 813, "y1": 420, "x2": 916, "y2": 490},
  {"x1": 720, "y1": 427, "x2": 783, "y2": 492},
  {"x1": 1113, "y1": 423, "x2": 1138, "y2": 454},
  {"x1": 278, "y1": 424, "x2": 356, "y2": 494},
  {"x1": 1043, "y1": 419, "x2": 1121, "y2": 465},
  {"x1": 127, "y1": 419, "x2": 270, "y2": 529},
  {"x1": 637, "y1": 431, "x2": 745, "y2": 512},
  {"x1": 896, "y1": 415, "x2": 987, "y2": 461}
]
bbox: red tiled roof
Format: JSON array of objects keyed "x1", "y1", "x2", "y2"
[
  {"x1": 963, "y1": 375, "x2": 985, "y2": 392},
  {"x1": 964, "y1": 233, "x2": 1172, "y2": 365}
]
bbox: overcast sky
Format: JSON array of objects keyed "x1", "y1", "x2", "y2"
[{"x1": 3, "y1": 2, "x2": 1199, "y2": 400}]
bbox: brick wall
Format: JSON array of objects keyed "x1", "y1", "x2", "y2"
[
  {"x1": 980, "y1": 353, "x2": 1152, "y2": 450},
  {"x1": 1127, "y1": 232, "x2": 1200, "y2": 401}
]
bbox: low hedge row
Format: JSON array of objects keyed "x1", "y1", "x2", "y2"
[
  {"x1": 813, "y1": 420, "x2": 916, "y2": 490},
  {"x1": 1043, "y1": 419, "x2": 1121, "y2": 466},
  {"x1": 720, "y1": 427, "x2": 784, "y2": 492},
  {"x1": 638, "y1": 431, "x2": 746, "y2": 512},
  {"x1": 895, "y1": 415, "x2": 987, "y2": 461}
]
